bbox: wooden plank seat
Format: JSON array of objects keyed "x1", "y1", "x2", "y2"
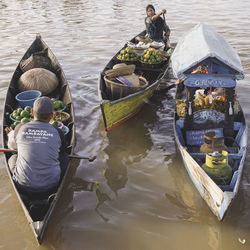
[
  {"x1": 190, "y1": 147, "x2": 245, "y2": 160},
  {"x1": 176, "y1": 119, "x2": 244, "y2": 154}
]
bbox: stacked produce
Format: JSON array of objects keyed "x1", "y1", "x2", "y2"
[
  {"x1": 176, "y1": 94, "x2": 227, "y2": 118},
  {"x1": 117, "y1": 46, "x2": 138, "y2": 61},
  {"x1": 51, "y1": 98, "x2": 66, "y2": 111},
  {"x1": 8, "y1": 98, "x2": 67, "y2": 131},
  {"x1": 157, "y1": 48, "x2": 171, "y2": 60},
  {"x1": 140, "y1": 48, "x2": 162, "y2": 64},
  {"x1": 9, "y1": 106, "x2": 33, "y2": 129},
  {"x1": 176, "y1": 99, "x2": 187, "y2": 118},
  {"x1": 195, "y1": 93, "x2": 226, "y2": 112}
]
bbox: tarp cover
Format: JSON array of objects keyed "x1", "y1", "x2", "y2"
[{"x1": 171, "y1": 22, "x2": 244, "y2": 80}]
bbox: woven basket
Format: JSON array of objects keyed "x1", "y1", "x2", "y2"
[
  {"x1": 52, "y1": 111, "x2": 70, "y2": 124},
  {"x1": 20, "y1": 52, "x2": 51, "y2": 72},
  {"x1": 104, "y1": 75, "x2": 148, "y2": 100},
  {"x1": 139, "y1": 59, "x2": 163, "y2": 69},
  {"x1": 116, "y1": 55, "x2": 139, "y2": 65}
]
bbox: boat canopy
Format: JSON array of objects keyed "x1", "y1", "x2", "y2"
[{"x1": 171, "y1": 22, "x2": 244, "y2": 80}]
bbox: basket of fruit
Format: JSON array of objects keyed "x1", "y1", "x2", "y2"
[
  {"x1": 139, "y1": 48, "x2": 163, "y2": 68},
  {"x1": 8, "y1": 106, "x2": 34, "y2": 131},
  {"x1": 157, "y1": 48, "x2": 171, "y2": 62},
  {"x1": 52, "y1": 111, "x2": 70, "y2": 124},
  {"x1": 10, "y1": 106, "x2": 34, "y2": 124},
  {"x1": 117, "y1": 46, "x2": 139, "y2": 64}
]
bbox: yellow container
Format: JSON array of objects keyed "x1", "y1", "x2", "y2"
[
  {"x1": 205, "y1": 150, "x2": 228, "y2": 168},
  {"x1": 202, "y1": 151, "x2": 232, "y2": 185}
]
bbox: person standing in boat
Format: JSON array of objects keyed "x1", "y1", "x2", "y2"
[
  {"x1": 145, "y1": 4, "x2": 170, "y2": 45},
  {"x1": 7, "y1": 96, "x2": 69, "y2": 195}
]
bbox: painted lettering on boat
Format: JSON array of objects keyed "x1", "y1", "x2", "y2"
[{"x1": 193, "y1": 79, "x2": 227, "y2": 87}]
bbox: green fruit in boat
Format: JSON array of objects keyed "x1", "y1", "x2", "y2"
[
  {"x1": 16, "y1": 108, "x2": 23, "y2": 115},
  {"x1": 24, "y1": 106, "x2": 32, "y2": 113},
  {"x1": 21, "y1": 117, "x2": 30, "y2": 123},
  {"x1": 12, "y1": 111, "x2": 18, "y2": 119},
  {"x1": 53, "y1": 101, "x2": 61, "y2": 110},
  {"x1": 14, "y1": 121, "x2": 20, "y2": 127},
  {"x1": 20, "y1": 110, "x2": 30, "y2": 118},
  {"x1": 57, "y1": 101, "x2": 64, "y2": 108}
]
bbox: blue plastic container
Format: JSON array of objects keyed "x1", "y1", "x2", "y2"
[{"x1": 15, "y1": 90, "x2": 42, "y2": 108}]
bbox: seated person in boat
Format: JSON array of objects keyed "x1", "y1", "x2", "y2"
[
  {"x1": 7, "y1": 96, "x2": 69, "y2": 195},
  {"x1": 145, "y1": 4, "x2": 170, "y2": 45}
]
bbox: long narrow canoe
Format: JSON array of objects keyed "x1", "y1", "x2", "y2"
[
  {"x1": 1, "y1": 35, "x2": 75, "y2": 243},
  {"x1": 171, "y1": 23, "x2": 247, "y2": 220},
  {"x1": 98, "y1": 30, "x2": 171, "y2": 131}
]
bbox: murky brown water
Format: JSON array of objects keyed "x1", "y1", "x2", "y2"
[{"x1": 1, "y1": 0, "x2": 250, "y2": 249}]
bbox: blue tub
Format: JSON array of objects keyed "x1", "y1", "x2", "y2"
[{"x1": 15, "y1": 90, "x2": 42, "y2": 108}]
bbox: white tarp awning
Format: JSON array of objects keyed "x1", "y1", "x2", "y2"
[{"x1": 171, "y1": 22, "x2": 244, "y2": 80}]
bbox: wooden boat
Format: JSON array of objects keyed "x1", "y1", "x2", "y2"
[
  {"x1": 1, "y1": 35, "x2": 76, "y2": 243},
  {"x1": 98, "y1": 30, "x2": 171, "y2": 131},
  {"x1": 171, "y1": 23, "x2": 247, "y2": 220}
]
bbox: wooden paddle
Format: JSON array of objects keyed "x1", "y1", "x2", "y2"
[
  {"x1": 156, "y1": 76, "x2": 188, "y2": 93},
  {"x1": 155, "y1": 82, "x2": 176, "y2": 93},
  {"x1": 0, "y1": 148, "x2": 96, "y2": 162},
  {"x1": 164, "y1": 83, "x2": 176, "y2": 91},
  {"x1": 162, "y1": 13, "x2": 171, "y2": 48},
  {"x1": 163, "y1": 13, "x2": 166, "y2": 22}
]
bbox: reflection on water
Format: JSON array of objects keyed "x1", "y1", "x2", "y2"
[
  {"x1": 1, "y1": 0, "x2": 250, "y2": 249},
  {"x1": 102, "y1": 156, "x2": 128, "y2": 196},
  {"x1": 165, "y1": 153, "x2": 199, "y2": 220},
  {"x1": 94, "y1": 182, "x2": 112, "y2": 222}
]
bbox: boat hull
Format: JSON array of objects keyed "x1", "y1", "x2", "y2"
[
  {"x1": 100, "y1": 80, "x2": 158, "y2": 131},
  {"x1": 174, "y1": 108, "x2": 247, "y2": 221},
  {"x1": 1, "y1": 35, "x2": 75, "y2": 244}
]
